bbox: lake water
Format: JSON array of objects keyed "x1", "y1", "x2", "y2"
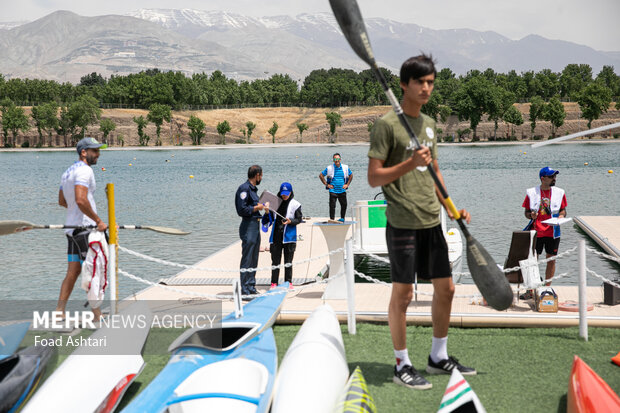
[{"x1": 1, "y1": 143, "x2": 619, "y2": 300}]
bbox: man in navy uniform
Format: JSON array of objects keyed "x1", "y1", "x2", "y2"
[{"x1": 235, "y1": 165, "x2": 269, "y2": 297}]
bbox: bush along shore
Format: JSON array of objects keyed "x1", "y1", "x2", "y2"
[{"x1": 1, "y1": 102, "x2": 619, "y2": 149}]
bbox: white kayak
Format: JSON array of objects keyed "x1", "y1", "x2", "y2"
[
  {"x1": 22, "y1": 302, "x2": 152, "y2": 413},
  {"x1": 271, "y1": 304, "x2": 349, "y2": 413}
]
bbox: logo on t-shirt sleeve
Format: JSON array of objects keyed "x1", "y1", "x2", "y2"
[{"x1": 426, "y1": 127, "x2": 435, "y2": 140}]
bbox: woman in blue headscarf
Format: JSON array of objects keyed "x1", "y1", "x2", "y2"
[{"x1": 261, "y1": 182, "x2": 303, "y2": 289}]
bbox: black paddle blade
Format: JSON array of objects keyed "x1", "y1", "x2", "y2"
[
  {"x1": 465, "y1": 234, "x2": 513, "y2": 310},
  {"x1": 329, "y1": 0, "x2": 376, "y2": 66}
]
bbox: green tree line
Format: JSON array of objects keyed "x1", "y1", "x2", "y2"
[
  {"x1": 2, "y1": 64, "x2": 616, "y2": 109},
  {"x1": 1, "y1": 64, "x2": 618, "y2": 146}
]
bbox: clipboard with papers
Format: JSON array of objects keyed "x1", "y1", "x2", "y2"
[
  {"x1": 258, "y1": 190, "x2": 281, "y2": 211},
  {"x1": 541, "y1": 217, "x2": 572, "y2": 226}
]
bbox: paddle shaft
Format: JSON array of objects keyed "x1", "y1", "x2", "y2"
[
  {"x1": 261, "y1": 204, "x2": 288, "y2": 221},
  {"x1": 327, "y1": 0, "x2": 462, "y2": 221},
  {"x1": 329, "y1": 0, "x2": 513, "y2": 310},
  {"x1": 0, "y1": 220, "x2": 189, "y2": 236},
  {"x1": 37, "y1": 225, "x2": 162, "y2": 230}
]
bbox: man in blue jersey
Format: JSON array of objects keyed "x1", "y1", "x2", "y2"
[
  {"x1": 319, "y1": 153, "x2": 353, "y2": 221},
  {"x1": 56, "y1": 137, "x2": 108, "y2": 317}
]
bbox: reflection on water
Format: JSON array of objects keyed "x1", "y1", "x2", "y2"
[{"x1": 1, "y1": 143, "x2": 619, "y2": 299}]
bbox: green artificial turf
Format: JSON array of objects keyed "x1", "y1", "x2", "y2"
[
  {"x1": 24, "y1": 324, "x2": 620, "y2": 412},
  {"x1": 274, "y1": 324, "x2": 620, "y2": 413}
]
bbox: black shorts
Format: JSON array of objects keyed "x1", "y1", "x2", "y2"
[
  {"x1": 536, "y1": 237, "x2": 561, "y2": 255},
  {"x1": 66, "y1": 229, "x2": 89, "y2": 263},
  {"x1": 386, "y1": 223, "x2": 451, "y2": 283}
]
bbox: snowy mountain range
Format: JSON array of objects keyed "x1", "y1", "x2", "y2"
[{"x1": 0, "y1": 8, "x2": 617, "y2": 83}]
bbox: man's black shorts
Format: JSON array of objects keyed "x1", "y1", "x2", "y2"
[
  {"x1": 386, "y1": 223, "x2": 451, "y2": 283},
  {"x1": 536, "y1": 237, "x2": 561, "y2": 255},
  {"x1": 66, "y1": 229, "x2": 89, "y2": 263}
]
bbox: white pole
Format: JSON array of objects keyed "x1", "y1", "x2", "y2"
[
  {"x1": 345, "y1": 238, "x2": 356, "y2": 335},
  {"x1": 531, "y1": 121, "x2": 620, "y2": 147},
  {"x1": 109, "y1": 245, "x2": 117, "y2": 315},
  {"x1": 578, "y1": 240, "x2": 588, "y2": 341}
]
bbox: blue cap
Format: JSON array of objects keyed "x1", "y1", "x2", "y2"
[
  {"x1": 279, "y1": 182, "x2": 292, "y2": 196},
  {"x1": 539, "y1": 167, "x2": 559, "y2": 178}
]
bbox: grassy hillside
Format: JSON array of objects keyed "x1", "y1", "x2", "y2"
[{"x1": 7, "y1": 103, "x2": 620, "y2": 147}]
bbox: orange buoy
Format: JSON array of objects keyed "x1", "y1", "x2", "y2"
[
  {"x1": 559, "y1": 300, "x2": 593, "y2": 312},
  {"x1": 101, "y1": 167, "x2": 106, "y2": 171}
]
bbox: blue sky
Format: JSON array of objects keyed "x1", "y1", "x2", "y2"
[{"x1": 1, "y1": 0, "x2": 618, "y2": 51}]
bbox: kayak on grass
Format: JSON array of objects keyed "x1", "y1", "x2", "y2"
[
  {"x1": 333, "y1": 366, "x2": 377, "y2": 413},
  {"x1": 271, "y1": 304, "x2": 349, "y2": 413},
  {"x1": 22, "y1": 302, "x2": 152, "y2": 413},
  {"x1": 0, "y1": 342, "x2": 56, "y2": 413},
  {"x1": 0, "y1": 322, "x2": 30, "y2": 361},
  {"x1": 567, "y1": 355, "x2": 620, "y2": 413},
  {"x1": 122, "y1": 286, "x2": 287, "y2": 413}
]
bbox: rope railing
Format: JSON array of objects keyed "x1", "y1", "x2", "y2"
[
  {"x1": 586, "y1": 247, "x2": 620, "y2": 265},
  {"x1": 118, "y1": 244, "x2": 344, "y2": 273},
  {"x1": 117, "y1": 242, "x2": 346, "y2": 300},
  {"x1": 116, "y1": 241, "x2": 618, "y2": 303},
  {"x1": 586, "y1": 269, "x2": 620, "y2": 288},
  {"x1": 119, "y1": 267, "x2": 344, "y2": 300},
  {"x1": 366, "y1": 247, "x2": 579, "y2": 297}
]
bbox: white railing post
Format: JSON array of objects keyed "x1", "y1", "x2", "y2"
[
  {"x1": 109, "y1": 246, "x2": 117, "y2": 315},
  {"x1": 578, "y1": 240, "x2": 588, "y2": 341},
  {"x1": 345, "y1": 238, "x2": 356, "y2": 335}
]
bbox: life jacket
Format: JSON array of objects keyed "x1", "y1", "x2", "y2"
[
  {"x1": 268, "y1": 199, "x2": 302, "y2": 244},
  {"x1": 326, "y1": 163, "x2": 350, "y2": 183},
  {"x1": 80, "y1": 231, "x2": 108, "y2": 309},
  {"x1": 526, "y1": 186, "x2": 565, "y2": 239}
]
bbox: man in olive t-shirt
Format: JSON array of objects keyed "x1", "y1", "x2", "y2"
[{"x1": 368, "y1": 54, "x2": 475, "y2": 391}]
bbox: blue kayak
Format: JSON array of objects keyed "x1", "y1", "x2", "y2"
[
  {"x1": 0, "y1": 342, "x2": 56, "y2": 413},
  {"x1": 122, "y1": 288, "x2": 287, "y2": 413},
  {"x1": 0, "y1": 322, "x2": 30, "y2": 361}
]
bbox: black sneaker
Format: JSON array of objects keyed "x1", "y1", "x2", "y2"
[
  {"x1": 393, "y1": 365, "x2": 432, "y2": 390},
  {"x1": 519, "y1": 290, "x2": 534, "y2": 300},
  {"x1": 426, "y1": 356, "x2": 477, "y2": 376}
]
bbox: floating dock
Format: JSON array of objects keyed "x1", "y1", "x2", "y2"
[
  {"x1": 574, "y1": 216, "x2": 620, "y2": 259},
  {"x1": 127, "y1": 217, "x2": 620, "y2": 328}
]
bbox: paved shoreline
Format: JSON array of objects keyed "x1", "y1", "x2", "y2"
[{"x1": 1, "y1": 139, "x2": 618, "y2": 152}]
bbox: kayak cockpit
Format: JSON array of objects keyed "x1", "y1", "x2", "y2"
[{"x1": 168, "y1": 322, "x2": 261, "y2": 353}]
